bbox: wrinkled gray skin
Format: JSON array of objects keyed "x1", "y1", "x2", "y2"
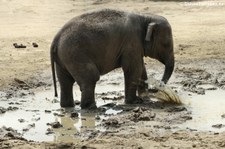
[{"x1": 50, "y1": 9, "x2": 174, "y2": 109}]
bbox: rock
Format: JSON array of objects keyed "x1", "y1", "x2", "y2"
[
  {"x1": 133, "y1": 107, "x2": 147, "y2": 113},
  {"x1": 212, "y1": 124, "x2": 225, "y2": 129},
  {"x1": 95, "y1": 115, "x2": 101, "y2": 120},
  {"x1": 181, "y1": 115, "x2": 192, "y2": 120},
  {"x1": 7, "y1": 106, "x2": 19, "y2": 111},
  {"x1": 133, "y1": 107, "x2": 141, "y2": 113},
  {"x1": 70, "y1": 112, "x2": 79, "y2": 118},
  {"x1": 221, "y1": 114, "x2": 225, "y2": 118},
  {"x1": 45, "y1": 110, "x2": 52, "y2": 113},
  {"x1": 14, "y1": 78, "x2": 31, "y2": 89},
  {"x1": 74, "y1": 100, "x2": 81, "y2": 105},
  {"x1": 131, "y1": 109, "x2": 155, "y2": 122},
  {"x1": 138, "y1": 112, "x2": 156, "y2": 121},
  {"x1": 18, "y1": 119, "x2": 25, "y2": 123},
  {"x1": 46, "y1": 128, "x2": 54, "y2": 135},
  {"x1": 0, "y1": 107, "x2": 6, "y2": 114},
  {"x1": 104, "y1": 118, "x2": 119, "y2": 127},
  {"x1": 53, "y1": 113, "x2": 65, "y2": 117},
  {"x1": 167, "y1": 107, "x2": 187, "y2": 112},
  {"x1": 47, "y1": 122, "x2": 62, "y2": 128}
]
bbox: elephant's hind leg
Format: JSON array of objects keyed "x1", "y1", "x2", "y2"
[{"x1": 56, "y1": 64, "x2": 75, "y2": 107}]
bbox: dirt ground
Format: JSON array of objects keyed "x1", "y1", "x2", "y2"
[{"x1": 1, "y1": 0, "x2": 225, "y2": 148}]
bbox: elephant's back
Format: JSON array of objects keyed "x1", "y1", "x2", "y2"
[
  {"x1": 78, "y1": 9, "x2": 127, "y2": 24},
  {"x1": 57, "y1": 9, "x2": 130, "y2": 49},
  {"x1": 59, "y1": 9, "x2": 129, "y2": 36}
]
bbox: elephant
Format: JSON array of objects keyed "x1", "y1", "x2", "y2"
[{"x1": 50, "y1": 9, "x2": 174, "y2": 109}]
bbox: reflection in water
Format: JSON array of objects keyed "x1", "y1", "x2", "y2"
[{"x1": 52, "y1": 110, "x2": 97, "y2": 143}]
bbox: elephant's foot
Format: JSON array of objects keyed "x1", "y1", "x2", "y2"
[
  {"x1": 81, "y1": 101, "x2": 97, "y2": 109},
  {"x1": 60, "y1": 99, "x2": 75, "y2": 107},
  {"x1": 125, "y1": 96, "x2": 143, "y2": 104}
]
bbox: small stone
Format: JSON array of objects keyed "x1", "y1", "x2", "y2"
[
  {"x1": 47, "y1": 122, "x2": 62, "y2": 128},
  {"x1": 18, "y1": 119, "x2": 25, "y2": 123},
  {"x1": 46, "y1": 128, "x2": 54, "y2": 135},
  {"x1": 0, "y1": 107, "x2": 6, "y2": 114},
  {"x1": 74, "y1": 100, "x2": 81, "y2": 105},
  {"x1": 212, "y1": 124, "x2": 225, "y2": 129},
  {"x1": 53, "y1": 112, "x2": 64, "y2": 117},
  {"x1": 181, "y1": 115, "x2": 192, "y2": 120},
  {"x1": 105, "y1": 119, "x2": 119, "y2": 126},
  {"x1": 138, "y1": 113, "x2": 154, "y2": 121},
  {"x1": 7, "y1": 106, "x2": 19, "y2": 111},
  {"x1": 167, "y1": 107, "x2": 187, "y2": 112},
  {"x1": 95, "y1": 115, "x2": 101, "y2": 120},
  {"x1": 4, "y1": 132, "x2": 14, "y2": 138},
  {"x1": 221, "y1": 114, "x2": 225, "y2": 118},
  {"x1": 45, "y1": 110, "x2": 51, "y2": 113},
  {"x1": 70, "y1": 112, "x2": 79, "y2": 118}
]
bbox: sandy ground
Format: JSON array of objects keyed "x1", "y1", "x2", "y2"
[{"x1": 1, "y1": 0, "x2": 225, "y2": 148}]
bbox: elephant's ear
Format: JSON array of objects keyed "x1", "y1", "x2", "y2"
[{"x1": 145, "y1": 23, "x2": 156, "y2": 41}]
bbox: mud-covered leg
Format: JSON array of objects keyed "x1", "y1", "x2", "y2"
[
  {"x1": 75, "y1": 63, "x2": 100, "y2": 109},
  {"x1": 122, "y1": 58, "x2": 143, "y2": 104},
  {"x1": 56, "y1": 64, "x2": 75, "y2": 107},
  {"x1": 79, "y1": 83, "x2": 97, "y2": 109},
  {"x1": 138, "y1": 64, "x2": 148, "y2": 96}
]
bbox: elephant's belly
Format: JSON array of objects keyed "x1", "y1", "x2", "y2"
[{"x1": 98, "y1": 62, "x2": 121, "y2": 76}]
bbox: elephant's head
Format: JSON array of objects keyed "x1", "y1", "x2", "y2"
[{"x1": 144, "y1": 16, "x2": 174, "y2": 84}]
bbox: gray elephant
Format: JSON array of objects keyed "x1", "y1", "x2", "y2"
[{"x1": 50, "y1": 9, "x2": 174, "y2": 109}]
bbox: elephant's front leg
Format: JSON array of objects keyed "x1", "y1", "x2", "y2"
[
  {"x1": 138, "y1": 64, "x2": 148, "y2": 96},
  {"x1": 122, "y1": 61, "x2": 143, "y2": 104},
  {"x1": 75, "y1": 62, "x2": 100, "y2": 109},
  {"x1": 79, "y1": 83, "x2": 97, "y2": 109}
]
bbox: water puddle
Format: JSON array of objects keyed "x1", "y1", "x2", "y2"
[
  {"x1": 177, "y1": 85, "x2": 225, "y2": 132},
  {"x1": 0, "y1": 84, "x2": 124, "y2": 143},
  {"x1": 1, "y1": 82, "x2": 225, "y2": 142}
]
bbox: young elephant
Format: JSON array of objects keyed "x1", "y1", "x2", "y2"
[{"x1": 50, "y1": 9, "x2": 174, "y2": 109}]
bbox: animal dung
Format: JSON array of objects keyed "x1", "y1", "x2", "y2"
[
  {"x1": 13, "y1": 43, "x2": 26, "y2": 48},
  {"x1": 141, "y1": 77, "x2": 182, "y2": 104},
  {"x1": 13, "y1": 42, "x2": 39, "y2": 48},
  {"x1": 32, "y1": 42, "x2": 38, "y2": 48}
]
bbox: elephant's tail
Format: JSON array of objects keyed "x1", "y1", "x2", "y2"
[{"x1": 50, "y1": 38, "x2": 58, "y2": 97}]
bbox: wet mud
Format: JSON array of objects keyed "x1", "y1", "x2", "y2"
[
  {"x1": 1, "y1": 60, "x2": 225, "y2": 148},
  {"x1": 1, "y1": 0, "x2": 225, "y2": 148}
]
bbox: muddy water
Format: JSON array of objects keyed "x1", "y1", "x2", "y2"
[
  {"x1": 1, "y1": 82, "x2": 225, "y2": 142},
  {"x1": 178, "y1": 85, "x2": 225, "y2": 132},
  {"x1": 0, "y1": 83, "x2": 124, "y2": 143}
]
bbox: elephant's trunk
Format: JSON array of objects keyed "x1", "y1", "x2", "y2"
[{"x1": 161, "y1": 54, "x2": 174, "y2": 84}]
